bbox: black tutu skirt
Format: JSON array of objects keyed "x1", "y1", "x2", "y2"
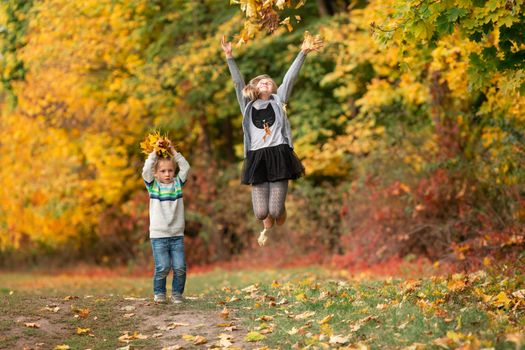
[{"x1": 241, "y1": 144, "x2": 305, "y2": 185}]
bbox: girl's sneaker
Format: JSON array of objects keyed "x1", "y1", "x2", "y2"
[
  {"x1": 154, "y1": 294, "x2": 166, "y2": 303},
  {"x1": 257, "y1": 227, "x2": 269, "y2": 246}
]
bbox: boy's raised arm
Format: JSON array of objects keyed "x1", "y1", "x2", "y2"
[
  {"x1": 142, "y1": 152, "x2": 157, "y2": 184},
  {"x1": 174, "y1": 151, "x2": 190, "y2": 184}
]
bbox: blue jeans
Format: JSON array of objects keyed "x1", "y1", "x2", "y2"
[{"x1": 151, "y1": 236, "x2": 186, "y2": 296}]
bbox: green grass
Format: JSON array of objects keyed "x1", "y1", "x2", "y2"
[{"x1": 1, "y1": 267, "x2": 524, "y2": 349}]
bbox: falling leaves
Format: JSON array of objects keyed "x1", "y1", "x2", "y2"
[{"x1": 302, "y1": 31, "x2": 324, "y2": 52}]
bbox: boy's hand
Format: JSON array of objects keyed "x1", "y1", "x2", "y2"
[{"x1": 170, "y1": 145, "x2": 178, "y2": 157}]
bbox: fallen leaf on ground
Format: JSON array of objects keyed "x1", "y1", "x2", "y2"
[
  {"x1": 193, "y1": 335, "x2": 207, "y2": 345},
  {"x1": 76, "y1": 327, "x2": 91, "y2": 335},
  {"x1": 242, "y1": 284, "x2": 259, "y2": 293},
  {"x1": 276, "y1": 298, "x2": 288, "y2": 305},
  {"x1": 287, "y1": 327, "x2": 299, "y2": 335},
  {"x1": 24, "y1": 323, "x2": 40, "y2": 328},
  {"x1": 492, "y1": 291, "x2": 512, "y2": 308},
  {"x1": 43, "y1": 305, "x2": 60, "y2": 313},
  {"x1": 317, "y1": 314, "x2": 333, "y2": 325},
  {"x1": 54, "y1": 345, "x2": 70, "y2": 350},
  {"x1": 295, "y1": 293, "x2": 307, "y2": 301},
  {"x1": 161, "y1": 346, "x2": 182, "y2": 350},
  {"x1": 118, "y1": 331, "x2": 148, "y2": 342},
  {"x1": 120, "y1": 305, "x2": 136, "y2": 312},
  {"x1": 329, "y1": 334, "x2": 350, "y2": 345},
  {"x1": 294, "y1": 311, "x2": 316, "y2": 320},
  {"x1": 220, "y1": 306, "x2": 230, "y2": 319},
  {"x1": 512, "y1": 289, "x2": 525, "y2": 299},
  {"x1": 245, "y1": 331, "x2": 265, "y2": 342},
  {"x1": 71, "y1": 306, "x2": 90, "y2": 318},
  {"x1": 123, "y1": 313, "x2": 135, "y2": 318},
  {"x1": 216, "y1": 322, "x2": 235, "y2": 327},
  {"x1": 256, "y1": 315, "x2": 273, "y2": 321}
]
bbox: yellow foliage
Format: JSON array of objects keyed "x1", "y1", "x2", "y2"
[{"x1": 140, "y1": 132, "x2": 174, "y2": 158}]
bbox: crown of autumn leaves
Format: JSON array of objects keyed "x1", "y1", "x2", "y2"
[{"x1": 140, "y1": 131, "x2": 174, "y2": 158}]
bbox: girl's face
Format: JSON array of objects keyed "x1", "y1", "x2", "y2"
[
  {"x1": 154, "y1": 159, "x2": 175, "y2": 184},
  {"x1": 256, "y1": 78, "x2": 274, "y2": 96}
]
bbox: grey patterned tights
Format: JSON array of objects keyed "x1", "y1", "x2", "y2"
[{"x1": 251, "y1": 180, "x2": 288, "y2": 222}]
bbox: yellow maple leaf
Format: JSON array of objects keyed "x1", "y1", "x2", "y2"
[
  {"x1": 317, "y1": 314, "x2": 333, "y2": 325},
  {"x1": 182, "y1": 334, "x2": 195, "y2": 341},
  {"x1": 76, "y1": 327, "x2": 91, "y2": 335},
  {"x1": 245, "y1": 331, "x2": 266, "y2": 342},
  {"x1": 492, "y1": 291, "x2": 511, "y2": 308},
  {"x1": 193, "y1": 335, "x2": 207, "y2": 345},
  {"x1": 220, "y1": 306, "x2": 230, "y2": 319},
  {"x1": 295, "y1": 293, "x2": 307, "y2": 301},
  {"x1": 54, "y1": 345, "x2": 70, "y2": 350}
]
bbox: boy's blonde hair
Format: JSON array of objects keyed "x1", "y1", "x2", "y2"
[
  {"x1": 242, "y1": 74, "x2": 277, "y2": 101},
  {"x1": 153, "y1": 157, "x2": 176, "y2": 172}
]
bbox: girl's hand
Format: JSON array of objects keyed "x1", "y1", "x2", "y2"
[
  {"x1": 301, "y1": 32, "x2": 324, "y2": 54},
  {"x1": 221, "y1": 35, "x2": 233, "y2": 58}
]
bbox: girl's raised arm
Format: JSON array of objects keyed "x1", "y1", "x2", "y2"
[
  {"x1": 277, "y1": 34, "x2": 324, "y2": 104},
  {"x1": 222, "y1": 36, "x2": 248, "y2": 113}
]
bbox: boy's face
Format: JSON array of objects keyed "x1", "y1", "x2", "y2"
[{"x1": 154, "y1": 159, "x2": 175, "y2": 184}]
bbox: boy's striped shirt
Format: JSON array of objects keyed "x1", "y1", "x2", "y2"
[{"x1": 144, "y1": 176, "x2": 185, "y2": 202}]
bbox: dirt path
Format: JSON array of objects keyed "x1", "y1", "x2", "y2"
[
  {"x1": 129, "y1": 296, "x2": 255, "y2": 349},
  {"x1": 1, "y1": 294, "x2": 257, "y2": 350}
]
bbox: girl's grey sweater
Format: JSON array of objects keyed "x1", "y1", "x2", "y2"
[{"x1": 226, "y1": 51, "x2": 306, "y2": 158}]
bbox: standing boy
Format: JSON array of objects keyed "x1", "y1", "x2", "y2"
[{"x1": 142, "y1": 141, "x2": 190, "y2": 304}]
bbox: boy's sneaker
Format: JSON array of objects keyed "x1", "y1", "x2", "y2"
[
  {"x1": 154, "y1": 294, "x2": 166, "y2": 303},
  {"x1": 171, "y1": 295, "x2": 184, "y2": 304}
]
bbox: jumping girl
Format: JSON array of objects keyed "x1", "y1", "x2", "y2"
[{"x1": 221, "y1": 34, "x2": 322, "y2": 246}]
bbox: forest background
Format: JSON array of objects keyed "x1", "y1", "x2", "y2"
[{"x1": 0, "y1": 0, "x2": 523, "y2": 272}]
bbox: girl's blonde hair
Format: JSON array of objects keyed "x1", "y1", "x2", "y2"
[{"x1": 242, "y1": 74, "x2": 277, "y2": 101}]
